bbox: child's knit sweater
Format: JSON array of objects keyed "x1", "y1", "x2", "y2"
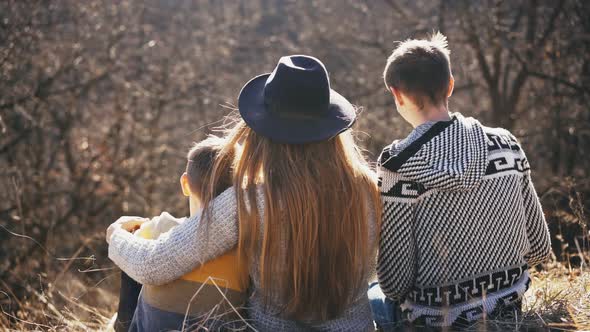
[
  {"x1": 376, "y1": 113, "x2": 552, "y2": 327},
  {"x1": 108, "y1": 188, "x2": 377, "y2": 332}
]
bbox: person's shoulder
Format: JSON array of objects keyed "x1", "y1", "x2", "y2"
[
  {"x1": 213, "y1": 186, "x2": 237, "y2": 203},
  {"x1": 377, "y1": 140, "x2": 402, "y2": 167},
  {"x1": 377, "y1": 142, "x2": 393, "y2": 165},
  {"x1": 480, "y1": 124, "x2": 525, "y2": 152},
  {"x1": 478, "y1": 123, "x2": 533, "y2": 176},
  {"x1": 481, "y1": 124, "x2": 516, "y2": 138},
  {"x1": 209, "y1": 185, "x2": 266, "y2": 213}
]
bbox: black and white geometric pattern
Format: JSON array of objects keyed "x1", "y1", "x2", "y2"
[
  {"x1": 376, "y1": 113, "x2": 552, "y2": 327},
  {"x1": 409, "y1": 274, "x2": 531, "y2": 327},
  {"x1": 407, "y1": 264, "x2": 528, "y2": 307}
]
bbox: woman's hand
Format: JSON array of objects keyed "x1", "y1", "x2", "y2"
[{"x1": 106, "y1": 216, "x2": 149, "y2": 244}]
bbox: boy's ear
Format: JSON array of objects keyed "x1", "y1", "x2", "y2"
[
  {"x1": 447, "y1": 75, "x2": 454, "y2": 98},
  {"x1": 390, "y1": 87, "x2": 404, "y2": 106},
  {"x1": 180, "y1": 173, "x2": 191, "y2": 197}
]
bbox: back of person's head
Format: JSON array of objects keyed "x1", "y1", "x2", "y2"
[
  {"x1": 200, "y1": 119, "x2": 380, "y2": 321},
  {"x1": 383, "y1": 32, "x2": 452, "y2": 108},
  {"x1": 186, "y1": 136, "x2": 234, "y2": 201}
]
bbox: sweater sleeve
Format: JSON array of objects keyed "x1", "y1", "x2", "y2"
[
  {"x1": 376, "y1": 168, "x2": 417, "y2": 300},
  {"x1": 108, "y1": 187, "x2": 238, "y2": 285},
  {"x1": 522, "y1": 171, "x2": 552, "y2": 266}
]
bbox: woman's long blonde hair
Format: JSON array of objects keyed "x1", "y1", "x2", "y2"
[{"x1": 201, "y1": 119, "x2": 380, "y2": 321}]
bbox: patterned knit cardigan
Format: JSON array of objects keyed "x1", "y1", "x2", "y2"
[{"x1": 376, "y1": 113, "x2": 552, "y2": 327}]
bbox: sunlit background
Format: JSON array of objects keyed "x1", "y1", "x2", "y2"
[{"x1": 1, "y1": 0, "x2": 588, "y2": 329}]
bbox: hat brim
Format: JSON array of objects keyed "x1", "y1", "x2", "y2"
[{"x1": 238, "y1": 74, "x2": 357, "y2": 144}]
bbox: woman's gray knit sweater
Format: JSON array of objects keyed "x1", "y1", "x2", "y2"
[{"x1": 108, "y1": 187, "x2": 377, "y2": 331}]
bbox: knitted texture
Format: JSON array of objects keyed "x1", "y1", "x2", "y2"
[
  {"x1": 109, "y1": 188, "x2": 239, "y2": 285},
  {"x1": 109, "y1": 188, "x2": 377, "y2": 332},
  {"x1": 376, "y1": 113, "x2": 551, "y2": 327},
  {"x1": 390, "y1": 121, "x2": 436, "y2": 155}
]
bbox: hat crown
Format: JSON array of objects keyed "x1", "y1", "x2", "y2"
[
  {"x1": 263, "y1": 55, "x2": 331, "y2": 117},
  {"x1": 238, "y1": 54, "x2": 356, "y2": 144}
]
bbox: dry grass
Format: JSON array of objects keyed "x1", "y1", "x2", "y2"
[
  {"x1": 523, "y1": 263, "x2": 590, "y2": 330},
  {"x1": 0, "y1": 271, "x2": 117, "y2": 331},
  {"x1": 460, "y1": 263, "x2": 590, "y2": 331},
  {"x1": 1, "y1": 263, "x2": 588, "y2": 331}
]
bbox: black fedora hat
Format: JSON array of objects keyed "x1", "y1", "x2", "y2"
[{"x1": 238, "y1": 55, "x2": 356, "y2": 144}]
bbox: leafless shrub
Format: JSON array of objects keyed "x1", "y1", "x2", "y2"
[{"x1": 1, "y1": 0, "x2": 588, "y2": 330}]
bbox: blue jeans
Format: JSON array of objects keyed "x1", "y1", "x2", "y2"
[
  {"x1": 115, "y1": 272, "x2": 142, "y2": 332},
  {"x1": 368, "y1": 282, "x2": 403, "y2": 331}
]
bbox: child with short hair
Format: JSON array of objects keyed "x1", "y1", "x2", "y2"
[
  {"x1": 111, "y1": 136, "x2": 248, "y2": 332},
  {"x1": 371, "y1": 32, "x2": 552, "y2": 329}
]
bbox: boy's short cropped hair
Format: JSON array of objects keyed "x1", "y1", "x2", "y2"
[
  {"x1": 383, "y1": 32, "x2": 451, "y2": 108},
  {"x1": 186, "y1": 136, "x2": 234, "y2": 200}
]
